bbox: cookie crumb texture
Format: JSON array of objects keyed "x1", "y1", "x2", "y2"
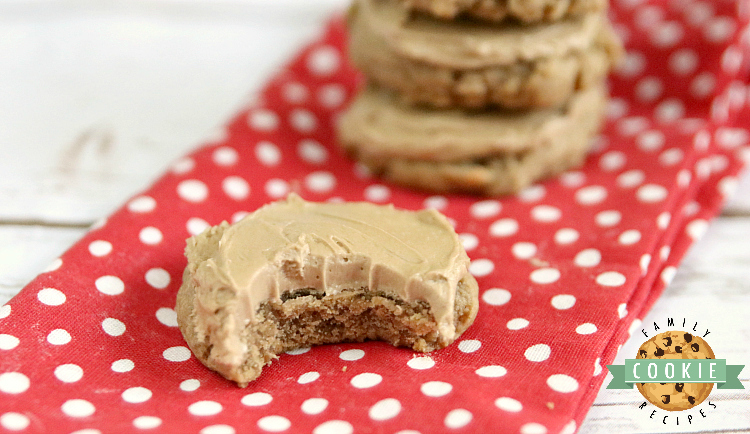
[
  {"x1": 176, "y1": 195, "x2": 479, "y2": 386},
  {"x1": 401, "y1": 0, "x2": 607, "y2": 23},
  {"x1": 635, "y1": 331, "x2": 715, "y2": 412}
]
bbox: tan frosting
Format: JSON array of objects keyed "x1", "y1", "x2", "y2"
[
  {"x1": 355, "y1": 0, "x2": 603, "y2": 69},
  {"x1": 339, "y1": 84, "x2": 604, "y2": 161},
  {"x1": 186, "y1": 194, "x2": 470, "y2": 363}
]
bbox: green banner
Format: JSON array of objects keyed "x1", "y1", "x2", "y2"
[{"x1": 607, "y1": 360, "x2": 744, "y2": 389}]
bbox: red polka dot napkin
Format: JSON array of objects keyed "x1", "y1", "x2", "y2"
[{"x1": 1, "y1": 1, "x2": 749, "y2": 433}]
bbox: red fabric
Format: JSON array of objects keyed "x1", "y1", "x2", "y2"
[{"x1": 1, "y1": 1, "x2": 749, "y2": 433}]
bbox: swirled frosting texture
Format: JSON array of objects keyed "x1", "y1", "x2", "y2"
[{"x1": 185, "y1": 194, "x2": 471, "y2": 363}]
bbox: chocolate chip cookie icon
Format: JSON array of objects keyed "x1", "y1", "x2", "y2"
[{"x1": 636, "y1": 331, "x2": 715, "y2": 411}]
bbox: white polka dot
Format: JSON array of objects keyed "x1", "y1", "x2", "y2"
[
  {"x1": 163, "y1": 346, "x2": 191, "y2": 362},
  {"x1": 96, "y1": 275, "x2": 124, "y2": 296},
  {"x1": 607, "y1": 97, "x2": 628, "y2": 119},
  {"x1": 507, "y1": 318, "x2": 529, "y2": 330},
  {"x1": 656, "y1": 99, "x2": 685, "y2": 123},
  {"x1": 256, "y1": 141, "x2": 281, "y2": 166},
  {"x1": 640, "y1": 254, "x2": 652, "y2": 275},
  {"x1": 139, "y1": 227, "x2": 163, "y2": 245},
  {"x1": 547, "y1": 374, "x2": 579, "y2": 393},
  {"x1": 88, "y1": 240, "x2": 112, "y2": 257},
  {"x1": 530, "y1": 268, "x2": 560, "y2": 284},
  {"x1": 619, "y1": 117, "x2": 650, "y2": 136},
  {"x1": 297, "y1": 139, "x2": 328, "y2": 165},
  {"x1": 576, "y1": 186, "x2": 608, "y2": 205},
  {"x1": 656, "y1": 212, "x2": 671, "y2": 230},
  {"x1": 616, "y1": 51, "x2": 646, "y2": 77},
  {"x1": 554, "y1": 228, "x2": 579, "y2": 245},
  {"x1": 444, "y1": 409, "x2": 472, "y2": 429},
  {"x1": 469, "y1": 259, "x2": 494, "y2": 277},
  {"x1": 691, "y1": 72, "x2": 716, "y2": 99},
  {"x1": 482, "y1": 288, "x2": 511, "y2": 306},
  {"x1": 0, "y1": 334, "x2": 19, "y2": 350},
  {"x1": 576, "y1": 323, "x2": 598, "y2": 335},
  {"x1": 44, "y1": 258, "x2": 63, "y2": 273},
  {"x1": 704, "y1": 16, "x2": 736, "y2": 43},
  {"x1": 305, "y1": 171, "x2": 336, "y2": 193},
  {"x1": 520, "y1": 422, "x2": 548, "y2": 434},
  {"x1": 716, "y1": 127, "x2": 749, "y2": 149},
  {"x1": 112, "y1": 359, "x2": 134, "y2": 373},
  {"x1": 636, "y1": 77, "x2": 663, "y2": 102},
  {"x1": 155, "y1": 307, "x2": 178, "y2": 327},
  {"x1": 670, "y1": 49, "x2": 699, "y2": 75},
  {"x1": 317, "y1": 84, "x2": 347, "y2": 108},
  {"x1": 249, "y1": 109, "x2": 279, "y2": 131},
  {"x1": 574, "y1": 248, "x2": 601, "y2": 268},
  {"x1": 351, "y1": 373, "x2": 382, "y2": 388},
  {"x1": 313, "y1": 420, "x2": 353, "y2": 434},
  {"x1": 54, "y1": 364, "x2": 83, "y2": 383},
  {"x1": 423, "y1": 196, "x2": 447, "y2": 210},
  {"x1": 559, "y1": 171, "x2": 586, "y2": 188},
  {"x1": 122, "y1": 387, "x2": 152, "y2": 404},
  {"x1": 286, "y1": 347, "x2": 310, "y2": 355},
  {"x1": 475, "y1": 365, "x2": 507, "y2": 377},
  {"x1": 494, "y1": 397, "x2": 523, "y2": 412},
  {"x1": 298, "y1": 371, "x2": 320, "y2": 384},
  {"x1": 619, "y1": 229, "x2": 642, "y2": 245},
  {"x1": 660, "y1": 246, "x2": 671, "y2": 261},
  {"x1": 561, "y1": 420, "x2": 577, "y2": 434},
  {"x1": 687, "y1": 219, "x2": 709, "y2": 240},
  {"x1": 0, "y1": 372, "x2": 29, "y2": 394},
  {"x1": 240, "y1": 392, "x2": 272, "y2": 407},
  {"x1": 637, "y1": 184, "x2": 668, "y2": 202},
  {"x1": 593, "y1": 358, "x2": 603, "y2": 376},
  {"x1": 719, "y1": 176, "x2": 739, "y2": 198},
  {"x1": 221, "y1": 176, "x2": 250, "y2": 201},
  {"x1": 525, "y1": 344, "x2": 551, "y2": 362},
  {"x1": 37, "y1": 287, "x2": 66, "y2": 306},
  {"x1": 177, "y1": 179, "x2": 209, "y2": 203},
  {"x1": 213, "y1": 146, "x2": 239, "y2": 166},
  {"x1": 458, "y1": 340, "x2": 481, "y2": 353},
  {"x1": 421, "y1": 381, "x2": 452, "y2": 397},
  {"x1": 301, "y1": 398, "x2": 328, "y2": 415},
  {"x1": 517, "y1": 185, "x2": 546, "y2": 202},
  {"x1": 489, "y1": 218, "x2": 518, "y2": 237},
  {"x1": 661, "y1": 266, "x2": 678, "y2": 285},
  {"x1": 180, "y1": 379, "x2": 200, "y2": 391},
  {"x1": 364, "y1": 184, "x2": 390, "y2": 202},
  {"x1": 265, "y1": 179, "x2": 289, "y2": 198},
  {"x1": 531, "y1": 205, "x2": 561, "y2": 222},
  {"x1": 232, "y1": 211, "x2": 249, "y2": 223},
  {"x1": 257, "y1": 416, "x2": 291, "y2": 432},
  {"x1": 551, "y1": 295, "x2": 576, "y2": 310},
  {"x1": 186, "y1": 217, "x2": 210, "y2": 236},
  {"x1": 188, "y1": 401, "x2": 222, "y2": 416},
  {"x1": 171, "y1": 157, "x2": 195, "y2": 174},
  {"x1": 283, "y1": 82, "x2": 308, "y2": 103},
  {"x1": 618, "y1": 303, "x2": 628, "y2": 319},
  {"x1": 200, "y1": 425, "x2": 235, "y2": 434},
  {"x1": 629, "y1": 318, "x2": 643, "y2": 336},
  {"x1": 102, "y1": 318, "x2": 126, "y2": 336},
  {"x1": 62, "y1": 399, "x2": 95, "y2": 417},
  {"x1": 144, "y1": 268, "x2": 170, "y2": 289},
  {"x1": 596, "y1": 271, "x2": 626, "y2": 287},
  {"x1": 617, "y1": 170, "x2": 645, "y2": 190},
  {"x1": 512, "y1": 242, "x2": 537, "y2": 259},
  {"x1": 470, "y1": 200, "x2": 501, "y2": 218},
  {"x1": 637, "y1": 130, "x2": 665, "y2": 152},
  {"x1": 651, "y1": 21, "x2": 684, "y2": 47},
  {"x1": 133, "y1": 416, "x2": 162, "y2": 429},
  {"x1": 290, "y1": 109, "x2": 317, "y2": 133},
  {"x1": 459, "y1": 233, "x2": 478, "y2": 251},
  {"x1": 407, "y1": 356, "x2": 435, "y2": 370},
  {"x1": 596, "y1": 210, "x2": 622, "y2": 227},
  {"x1": 369, "y1": 398, "x2": 401, "y2": 421},
  {"x1": 0, "y1": 412, "x2": 30, "y2": 431},
  {"x1": 339, "y1": 349, "x2": 365, "y2": 361},
  {"x1": 599, "y1": 151, "x2": 627, "y2": 171},
  {"x1": 308, "y1": 46, "x2": 340, "y2": 76},
  {"x1": 0, "y1": 305, "x2": 11, "y2": 319},
  {"x1": 47, "y1": 329, "x2": 71, "y2": 345}
]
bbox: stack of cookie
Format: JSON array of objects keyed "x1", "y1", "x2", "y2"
[{"x1": 337, "y1": 0, "x2": 622, "y2": 196}]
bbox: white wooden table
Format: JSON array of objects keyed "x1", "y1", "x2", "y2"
[{"x1": 1, "y1": 1, "x2": 748, "y2": 432}]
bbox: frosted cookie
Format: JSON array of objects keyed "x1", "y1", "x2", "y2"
[
  {"x1": 176, "y1": 194, "x2": 479, "y2": 386},
  {"x1": 635, "y1": 331, "x2": 715, "y2": 411},
  {"x1": 399, "y1": 0, "x2": 607, "y2": 23},
  {"x1": 347, "y1": 0, "x2": 622, "y2": 109},
  {"x1": 338, "y1": 84, "x2": 607, "y2": 196}
]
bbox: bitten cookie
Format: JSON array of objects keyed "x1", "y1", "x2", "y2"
[
  {"x1": 347, "y1": 0, "x2": 622, "y2": 109},
  {"x1": 338, "y1": 84, "x2": 607, "y2": 196},
  {"x1": 635, "y1": 331, "x2": 715, "y2": 411},
  {"x1": 176, "y1": 194, "x2": 479, "y2": 386},
  {"x1": 399, "y1": 0, "x2": 607, "y2": 23}
]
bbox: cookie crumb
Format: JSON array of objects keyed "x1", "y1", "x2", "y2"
[
  {"x1": 546, "y1": 402, "x2": 555, "y2": 410},
  {"x1": 342, "y1": 366, "x2": 347, "y2": 372}
]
